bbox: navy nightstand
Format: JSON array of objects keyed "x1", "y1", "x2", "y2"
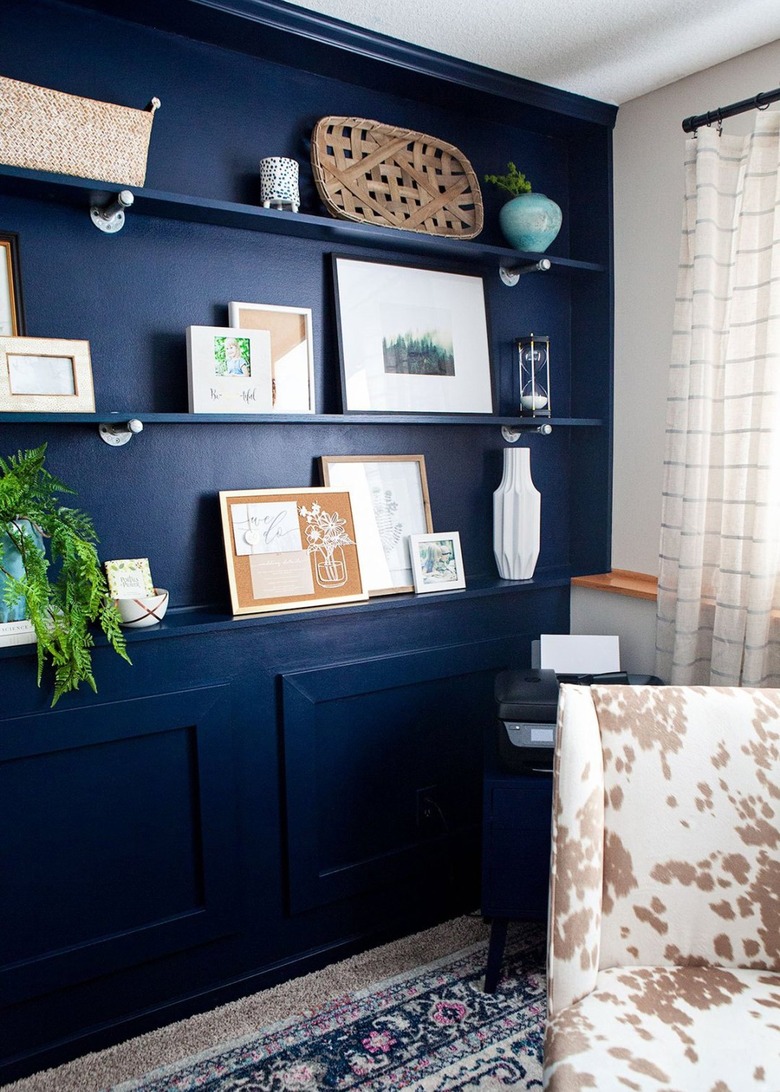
[{"x1": 481, "y1": 726, "x2": 553, "y2": 992}]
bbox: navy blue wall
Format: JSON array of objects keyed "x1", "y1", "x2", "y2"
[
  {"x1": 0, "y1": 0, "x2": 613, "y2": 1078},
  {"x1": 0, "y1": 0, "x2": 595, "y2": 611}
]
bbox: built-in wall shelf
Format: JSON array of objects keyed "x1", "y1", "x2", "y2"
[
  {"x1": 0, "y1": 411, "x2": 603, "y2": 427},
  {"x1": 0, "y1": 0, "x2": 617, "y2": 1080},
  {"x1": 0, "y1": 163, "x2": 607, "y2": 273},
  {"x1": 0, "y1": 570, "x2": 574, "y2": 661}
]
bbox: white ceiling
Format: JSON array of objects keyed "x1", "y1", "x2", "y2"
[{"x1": 285, "y1": 0, "x2": 780, "y2": 104}]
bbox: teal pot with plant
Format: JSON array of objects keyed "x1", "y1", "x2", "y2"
[
  {"x1": 0, "y1": 444, "x2": 130, "y2": 704},
  {"x1": 0, "y1": 519, "x2": 44, "y2": 622},
  {"x1": 484, "y1": 162, "x2": 562, "y2": 253}
]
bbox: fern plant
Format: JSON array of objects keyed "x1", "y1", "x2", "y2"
[{"x1": 0, "y1": 444, "x2": 130, "y2": 704}]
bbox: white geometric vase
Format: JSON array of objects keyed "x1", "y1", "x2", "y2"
[{"x1": 493, "y1": 446, "x2": 541, "y2": 580}]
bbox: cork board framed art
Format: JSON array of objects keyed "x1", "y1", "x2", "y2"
[{"x1": 219, "y1": 488, "x2": 367, "y2": 615}]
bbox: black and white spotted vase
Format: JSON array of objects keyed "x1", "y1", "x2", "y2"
[{"x1": 260, "y1": 156, "x2": 300, "y2": 212}]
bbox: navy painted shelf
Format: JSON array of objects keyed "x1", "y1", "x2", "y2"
[
  {"x1": 0, "y1": 411, "x2": 603, "y2": 426},
  {"x1": 0, "y1": 570, "x2": 574, "y2": 660},
  {"x1": 0, "y1": 163, "x2": 607, "y2": 273}
]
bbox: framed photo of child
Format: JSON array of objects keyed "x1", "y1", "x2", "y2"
[{"x1": 186, "y1": 326, "x2": 272, "y2": 413}]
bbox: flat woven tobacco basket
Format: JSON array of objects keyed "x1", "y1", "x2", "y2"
[{"x1": 311, "y1": 116, "x2": 483, "y2": 239}]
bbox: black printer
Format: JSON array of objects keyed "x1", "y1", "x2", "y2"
[{"x1": 495, "y1": 667, "x2": 661, "y2": 772}]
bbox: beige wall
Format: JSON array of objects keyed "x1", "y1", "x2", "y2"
[
  {"x1": 571, "y1": 39, "x2": 780, "y2": 676},
  {"x1": 612, "y1": 38, "x2": 780, "y2": 574}
]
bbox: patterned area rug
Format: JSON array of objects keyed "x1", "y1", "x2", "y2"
[{"x1": 114, "y1": 922, "x2": 546, "y2": 1091}]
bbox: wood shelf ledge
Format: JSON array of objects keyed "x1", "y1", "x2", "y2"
[{"x1": 571, "y1": 569, "x2": 657, "y2": 601}]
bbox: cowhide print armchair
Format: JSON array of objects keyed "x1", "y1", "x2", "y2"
[{"x1": 543, "y1": 684, "x2": 780, "y2": 1090}]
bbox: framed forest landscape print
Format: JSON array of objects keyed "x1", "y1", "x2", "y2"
[
  {"x1": 219, "y1": 487, "x2": 367, "y2": 615},
  {"x1": 332, "y1": 255, "x2": 493, "y2": 415},
  {"x1": 320, "y1": 454, "x2": 433, "y2": 595}
]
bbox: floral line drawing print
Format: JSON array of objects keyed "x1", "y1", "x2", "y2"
[
  {"x1": 299, "y1": 502, "x2": 356, "y2": 588},
  {"x1": 370, "y1": 487, "x2": 403, "y2": 557}
]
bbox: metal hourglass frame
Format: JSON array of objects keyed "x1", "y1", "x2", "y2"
[{"x1": 516, "y1": 334, "x2": 551, "y2": 418}]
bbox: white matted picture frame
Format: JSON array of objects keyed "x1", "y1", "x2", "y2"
[
  {"x1": 332, "y1": 255, "x2": 493, "y2": 415},
  {"x1": 228, "y1": 301, "x2": 315, "y2": 413},
  {"x1": 410, "y1": 531, "x2": 466, "y2": 593},
  {"x1": 0, "y1": 336, "x2": 94, "y2": 412},
  {"x1": 219, "y1": 487, "x2": 367, "y2": 615},
  {"x1": 320, "y1": 454, "x2": 433, "y2": 595},
  {"x1": 187, "y1": 326, "x2": 273, "y2": 414}
]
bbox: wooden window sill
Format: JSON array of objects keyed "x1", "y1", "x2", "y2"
[{"x1": 570, "y1": 569, "x2": 657, "y2": 601}]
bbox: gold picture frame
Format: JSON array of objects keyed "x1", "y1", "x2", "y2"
[
  {"x1": 0, "y1": 336, "x2": 94, "y2": 412},
  {"x1": 219, "y1": 487, "x2": 367, "y2": 615},
  {"x1": 0, "y1": 232, "x2": 25, "y2": 337},
  {"x1": 319, "y1": 455, "x2": 433, "y2": 595}
]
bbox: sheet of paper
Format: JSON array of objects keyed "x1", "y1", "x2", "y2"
[
  {"x1": 540, "y1": 634, "x2": 620, "y2": 675},
  {"x1": 250, "y1": 551, "x2": 314, "y2": 600}
]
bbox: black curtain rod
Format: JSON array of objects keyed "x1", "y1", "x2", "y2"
[{"x1": 682, "y1": 85, "x2": 780, "y2": 133}]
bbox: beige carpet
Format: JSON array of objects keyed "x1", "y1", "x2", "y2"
[{"x1": 4, "y1": 915, "x2": 500, "y2": 1092}]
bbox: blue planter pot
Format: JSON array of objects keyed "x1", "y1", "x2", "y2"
[
  {"x1": 0, "y1": 519, "x2": 44, "y2": 623},
  {"x1": 499, "y1": 192, "x2": 562, "y2": 253}
]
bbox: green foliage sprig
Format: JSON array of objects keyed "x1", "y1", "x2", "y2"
[
  {"x1": 484, "y1": 162, "x2": 532, "y2": 197},
  {"x1": 0, "y1": 444, "x2": 130, "y2": 704}
]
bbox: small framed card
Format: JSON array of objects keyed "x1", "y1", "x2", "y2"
[
  {"x1": 187, "y1": 326, "x2": 273, "y2": 414},
  {"x1": 105, "y1": 558, "x2": 155, "y2": 599},
  {"x1": 409, "y1": 532, "x2": 466, "y2": 593}
]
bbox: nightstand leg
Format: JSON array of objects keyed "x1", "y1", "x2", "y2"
[{"x1": 483, "y1": 917, "x2": 508, "y2": 992}]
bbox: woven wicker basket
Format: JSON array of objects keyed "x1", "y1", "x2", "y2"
[
  {"x1": 311, "y1": 116, "x2": 483, "y2": 239},
  {"x1": 0, "y1": 76, "x2": 159, "y2": 187}
]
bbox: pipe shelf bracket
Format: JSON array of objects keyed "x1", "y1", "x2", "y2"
[
  {"x1": 99, "y1": 419, "x2": 144, "y2": 446},
  {"x1": 499, "y1": 257, "x2": 551, "y2": 286},
  {"x1": 90, "y1": 189, "x2": 135, "y2": 233}
]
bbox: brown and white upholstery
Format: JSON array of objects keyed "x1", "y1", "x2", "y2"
[{"x1": 544, "y1": 684, "x2": 780, "y2": 1090}]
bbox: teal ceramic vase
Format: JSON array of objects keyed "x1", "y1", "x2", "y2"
[
  {"x1": 0, "y1": 519, "x2": 44, "y2": 623},
  {"x1": 499, "y1": 192, "x2": 562, "y2": 253}
]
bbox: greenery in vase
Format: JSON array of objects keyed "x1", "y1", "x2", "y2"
[
  {"x1": 483, "y1": 162, "x2": 533, "y2": 197},
  {"x1": 0, "y1": 444, "x2": 130, "y2": 704}
]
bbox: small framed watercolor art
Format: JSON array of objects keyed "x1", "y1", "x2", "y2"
[{"x1": 409, "y1": 531, "x2": 466, "y2": 593}]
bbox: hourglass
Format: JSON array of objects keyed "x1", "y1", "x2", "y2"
[{"x1": 517, "y1": 334, "x2": 551, "y2": 417}]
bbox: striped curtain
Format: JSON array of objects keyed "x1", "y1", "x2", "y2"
[{"x1": 656, "y1": 113, "x2": 780, "y2": 685}]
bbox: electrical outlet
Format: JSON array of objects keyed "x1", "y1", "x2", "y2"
[{"x1": 416, "y1": 785, "x2": 439, "y2": 832}]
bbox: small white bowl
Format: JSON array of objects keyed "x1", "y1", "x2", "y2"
[{"x1": 115, "y1": 588, "x2": 169, "y2": 628}]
